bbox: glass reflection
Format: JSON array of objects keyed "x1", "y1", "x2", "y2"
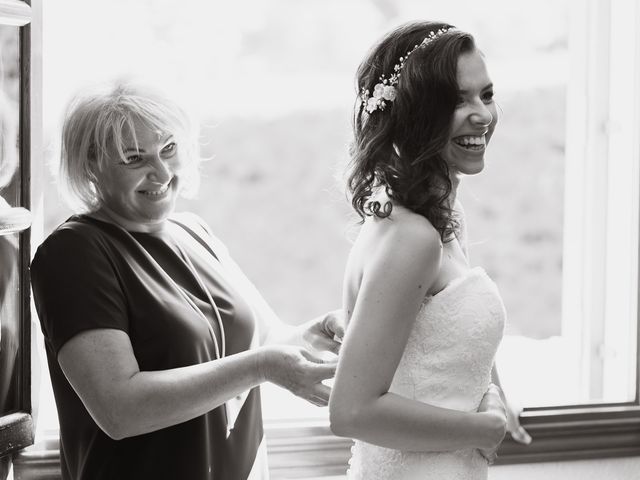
[
  {"x1": 0, "y1": 232, "x2": 19, "y2": 413},
  {"x1": 0, "y1": 23, "x2": 19, "y2": 206},
  {"x1": 0, "y1": 21, "x2": 21, "y2": 423},
  {"x1": 0, "y1": 23, "x2": 21, "y2": 479}
]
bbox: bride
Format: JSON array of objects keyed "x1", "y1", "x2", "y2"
[{"x1": 329, "y1": 21, "x2": 529, "y2": 479}]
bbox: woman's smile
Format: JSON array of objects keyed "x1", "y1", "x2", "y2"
[{"x1": 137, "y1": 180, "x2": 172, "y2": 199}]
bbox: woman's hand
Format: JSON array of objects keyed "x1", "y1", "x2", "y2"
[
  {"x1": 302, "y1": 309, "x2": 345, "y2": 354},
  {"x1": 260, "y1": 345, "x2": 338, "y2": 406},
  {"x1": 476, "y1": 384, "x2": 508, "y2": 464},
  {"x1": 505, "y1": 397, "x2": 532, "y2": 445},
  {"x1": 490, "y1": 364, "x2": 532, "y2": 445}
]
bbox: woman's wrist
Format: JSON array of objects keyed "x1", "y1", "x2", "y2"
[
  {"x1": 473, "y1": 411, "x2": 507, "y2": 450},
  {"x1": 255, "y1": 346, "x2": 274, "y2": 384}
]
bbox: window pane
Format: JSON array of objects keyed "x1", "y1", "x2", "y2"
[
  {"x1": 0, "y1": 25, "x2": 22, "y2": 417},
  {"x1": 42, "y1": 0, "x2": 639, "y2": 431},
  {"x1": 475, "y1": 1, "x2": 640, "y2": 407},
  {"x1": 0, "y1": 232, "x2": 21, "y2": 415},
  {"x1": 0, "y1": 24, "x2": 21, "y2": 207}
]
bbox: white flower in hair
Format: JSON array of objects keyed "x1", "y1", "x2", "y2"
[
  {"x1": 373, "y1": 83, "x2": 385, "y2": 99},
  {"x1": 360, "y1": 27, "x2": 452, "y2": 114},
  {"x1": 382, "y1": 85, "x2": 397, "y2": 101},
  {"x1": 366, "y1": 96, "x2": 381, "y2": 113}
]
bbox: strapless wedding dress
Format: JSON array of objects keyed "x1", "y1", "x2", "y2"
[{"x1": 346, "y1": 267, "x2": 506, "y2": 480}]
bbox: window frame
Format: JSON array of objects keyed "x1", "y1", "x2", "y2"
[
  {"x1": 11, "y1": 0, "x2": 640, "y2": 478},
  {"x1": 270, "y1": 0, "x2": 640, "y2": 471},
  {"x1": 0, "y1": 0, "x2": 36, "y2": 462}
]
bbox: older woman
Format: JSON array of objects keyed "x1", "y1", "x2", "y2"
[{"x1": 30, "y1": 84, "x2": 342, "y2": 480}]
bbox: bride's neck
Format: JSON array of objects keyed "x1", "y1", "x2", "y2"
[{"x1": 447, "y1": 172, "x2": 461, "y2": 208}]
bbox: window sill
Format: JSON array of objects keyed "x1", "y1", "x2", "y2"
[
  {"x1": 13, "y1": 406, "x2": 640, "y2": 479},
  {"x1": 0, "y1": 206, "x2": 31, "y2": 236},
  {"x1": 0, "y1": 413, "x2": 33, "y2": 462},
  {"x1": 498, "y1": 404, "x2": 640, "y2": 464}
]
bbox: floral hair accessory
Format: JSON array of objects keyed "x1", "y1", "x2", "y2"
[{"x1": 360, "y1": 27, "x2": 452, "y2": 114}]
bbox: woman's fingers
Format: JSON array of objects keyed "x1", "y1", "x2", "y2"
[
  {"x1": 300, "y1": 350, "x2": 338, "y2": 379},
  {"x1": 267, "y1": 346, "x2": 337, "y2": 406},
  {"x1": 511, "y1": 425, "x2": 532, "y2": 445},
  {"x1": 297, "y1": 351, "x2": 335, "y2": 405},
  {"x1": 303, "y1": 383, "x2": 332, "y2": 406},
  {"x1": 299, "y1": 348, "x2": 326, "y2": 363},
  {"x1": 303, "y1": 311, "x2": 345, "y2": 354},
  {"x1": 504, "y1": 394, "x2": 532, "y2": 445},
  {"x1": 478, "y1": 384, "x2": 506, "y2": 416},
  {"x1": 312, "y1": 383, "x2": 331, "y2": 404},
  {"x1": 481, "y1": 451, "x2": 498, "y2": 465},
  {"x1": 310, "y1": 335, "x2": 341, "y2": 355}
]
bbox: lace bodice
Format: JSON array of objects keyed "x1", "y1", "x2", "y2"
[{"x1": 347, "y1": 267, "x2": 506, "y2": 480}]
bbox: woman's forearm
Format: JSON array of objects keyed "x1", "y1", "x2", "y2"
[
  {"x1": 60, "y1": 328, "x2": 334, "y2": 440},
  {"x1": 330, "y1": 392, "x2": 501, "y2": 452},
  {"x1": 59, "y1": 330, "x2": 269, "y2": 441},
  {"x1": 114, "y1": 349, "x2": 266, "y2": 438}
]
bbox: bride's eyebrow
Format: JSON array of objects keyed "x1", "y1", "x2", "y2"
[{"x1": 458, "y1": 83, "x2": 494, "y2": 95}]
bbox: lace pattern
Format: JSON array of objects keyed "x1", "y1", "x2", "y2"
[{"x1": 347, "y1": 267, "x2": 506, "y2": 480}]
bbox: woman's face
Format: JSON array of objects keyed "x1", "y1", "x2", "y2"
[
  {"x1": 441, "y1": 48, "x2": 497, "y2": 176},
  {"x1": 94, "y1": 117, "x2": 184, "y2": 232}
]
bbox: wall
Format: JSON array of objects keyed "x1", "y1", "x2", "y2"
[{"x1": 490, "y1": 457, "x2": 640, "y2": 480}]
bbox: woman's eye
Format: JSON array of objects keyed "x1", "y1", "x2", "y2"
[
  {"x1": 161, "y1": 142, "x2": 177, "y2": 155},
  {"x1": 122, "y1": 154, "x2": 143, "y2": 165},
  {"x1": 482, "y1": 90, "x2": 495, "y2": 103}
]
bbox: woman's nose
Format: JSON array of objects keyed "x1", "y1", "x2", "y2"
[
  {"x1": 147, "y1": 156, "x2": 173, "y2": 184},
  {"x1": 470, "y1": 102, "x2": 493, "y2": 127}
]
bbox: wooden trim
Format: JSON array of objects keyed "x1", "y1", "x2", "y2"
[
  {"x1": 0, "y1": 0, "x2": 34, "y2": 462},
  {"x1": 19, "y1": 1, "x2": 32, "y2": 416},
  {"x1": 265, "y1": 422, "x2": 352, "y2": 478},
  {"x1": 267, "y1": 406, "x2": 640, "y2": 472},
  {"x1": 12, "y1": 440, "x2": 59, "y2": 480},
  {"x1": 264, "y1": 407, "x2": 640, "y2": 474},
  {"x1": 0, "y1": 413, "x2": 33, "y2": 458},
  {"x1": 497, "y1": 405, "x2": 640, "y2": 464},
  {"x1": 0, "y1": 207, "x2": 32, "y2": 235},
  {"x1": 12, "y1": 450, "x2": 60, "y2": 480},
  {"x1": 14, "y1": 408, "x2": 640, "y2": 479},
  {"x1": 0, "y1": 0, "x2": 30, "y2": 26}
]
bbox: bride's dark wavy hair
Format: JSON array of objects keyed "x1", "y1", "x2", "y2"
[{"x1": 347, "y1": 21, "x2": 476, "y2": 241}]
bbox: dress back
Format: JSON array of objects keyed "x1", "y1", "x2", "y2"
[{"x1": 347, "y1": 267, "x2": 506, "y2": 480}]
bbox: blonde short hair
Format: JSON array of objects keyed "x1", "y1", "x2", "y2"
[{"x1": 59, "y1": 82, "x2": 201, "y2": 212}]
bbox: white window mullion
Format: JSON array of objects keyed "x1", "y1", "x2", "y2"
[
  {"x1": 602, "y1": 0, "x2": 640, "y2": 402},
  {"x1": 562, "y1": 0, "x2": 611, "y2": 402}
]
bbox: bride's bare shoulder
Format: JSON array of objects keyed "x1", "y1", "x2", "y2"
[
  {"x1": 371, "y1": 204, "x2": 439, "y2": 239},
  {"x1": 362, "y1": 205, "x2": 442, "y2": 261}
]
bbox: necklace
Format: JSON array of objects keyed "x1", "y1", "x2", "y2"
[
  {"x1": 88, "y1": 212, "x2": 227, "y2": 360},
  {"x1": 172, "y1": 239, "x2": 227, "y2": 359}
]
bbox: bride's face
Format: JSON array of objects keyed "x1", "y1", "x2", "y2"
[{"x1": 441, "y1": 49, "x2": 497, "y2": 176}]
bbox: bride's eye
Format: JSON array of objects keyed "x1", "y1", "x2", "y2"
[{"x1": 481, "y1": 90, "x2": 495, "y2": 104}]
